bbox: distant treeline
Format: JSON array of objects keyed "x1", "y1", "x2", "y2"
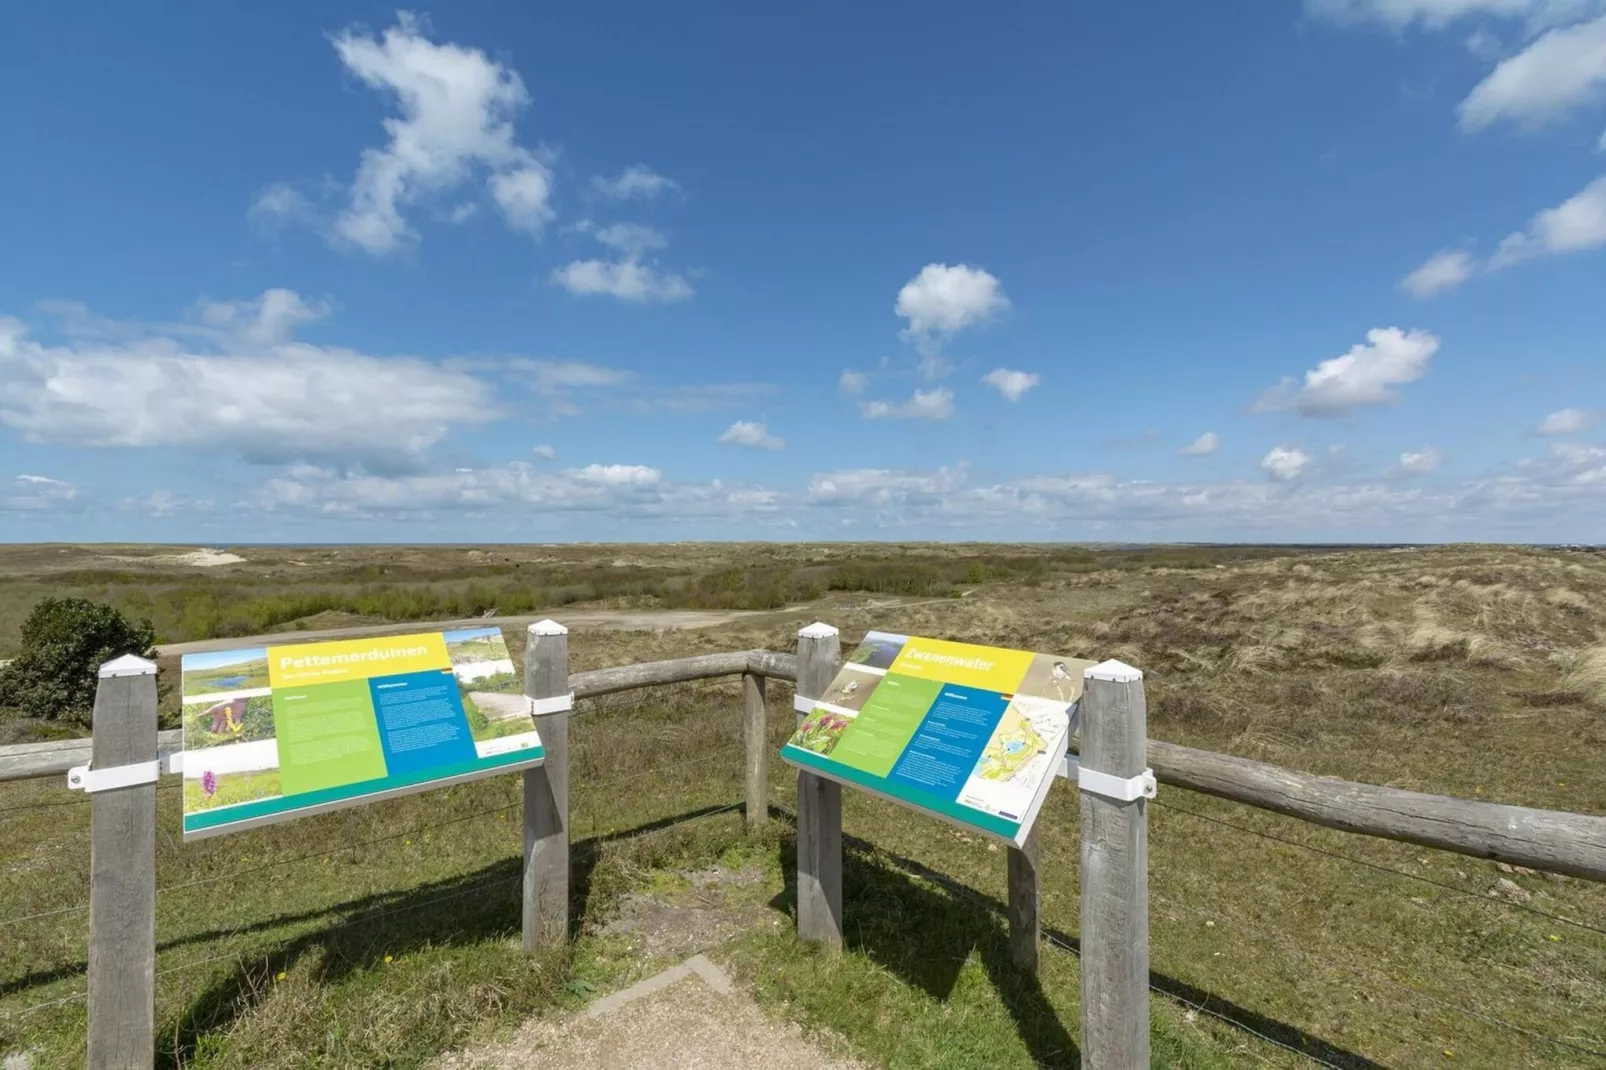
[{"x1": 4, "y1": 546, "x2": 1299, "y2": 644}]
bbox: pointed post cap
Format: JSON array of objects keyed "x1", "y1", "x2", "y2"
[
  {"x1": 99, "y1": 653, "x2": 157, "y2": 678},
  {"x1": 798, "y1": 621, "x2": 839, "y2": 639},
  {"x1": 528, "y1": 619, "x2": 568, "y2": 636},
  {"x1": 1084, "y1": 659, "x2": 1142, "y2": 683}
]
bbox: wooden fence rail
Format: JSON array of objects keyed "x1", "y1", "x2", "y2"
[
  {"x1": 3, "y1": 647, "x2": 1604, "y2": 881},
  {"x1": 4, "y1": 646, "x2": 1604, "y2": 881}
]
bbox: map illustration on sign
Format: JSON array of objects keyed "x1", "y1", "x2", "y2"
[
  {"x1": 179, "y1": 627, "x2": 543, "y2": 840},
  {"x1": 782, "y1": 631, "x2": 1096, "y2": 846}
]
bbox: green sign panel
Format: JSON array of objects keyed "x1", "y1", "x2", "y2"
[
  {"x1": 782, "y1": 631, "x2": 1093, "y2": 846},
  {"x1": 179, "y1": 627, "x2": 544, "y2": 839}
]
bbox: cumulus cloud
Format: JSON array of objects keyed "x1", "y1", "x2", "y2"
[
  {"x1": 591, "y1": 165, "x2": 679, "y2": 200},
  {"x1": 718, "y1": 420, "x2": 785, "y2": 450},
  {"x1": 551, "y1": 258, "x2": 694, "y2": 302},
  {"x1": 1261, "y1": 445, "x2": 1313, "y2": 481},
  {"x1": 1535, "y1": 406, "x2": 1602, "y2": 433},
  {"x1": 1256, "y1": 328, "x2": 1439, "y2": 417},
  {"x1": 838, "y1": 369, "x2": 867, "y2": 395},
  {"x1": 895, "y1": 263, "x2": 1008, "y2": 377},
  {"x1": 280, "y1": 14, "x2": 557, "y2": 254},
  {"x1": 1459, "y1": 15, "x2": 1606, "y2": 130},
  {"x1": 1489, "y1": 175, "x2": 1606, "y2": 267},
  {"x1": 1178, "y1": 432, "x2": 1221, "y2": 456},
  {"x1": 1400, "y1": 249, "x2": 1477, "y2": 297},
  {"x1": 553, "y1": 220, "x2": 693, "y2": 303},
  {"x1": 1399, "y1": 446, "x2": 1445, "y2": 473},
  {"x1": 532, "y1": 444, "x2": 557, "y2": 460},
  {"x1": 0, "y1": 291, "x2": 500, "y2": 470},
  {"x1": 861, "y1": 388, "x2": 956, "y2": 421},
  {"x1": 980, "y1": 368, "x2": 1040, "y2": 402}
]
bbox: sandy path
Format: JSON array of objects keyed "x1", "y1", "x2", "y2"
[
  {"x1": 158, "y1": 610, "x2": 781, "y2": 655},
  {"x1": 435, "y1": 955, "x2": 863, "y2": 1070}
]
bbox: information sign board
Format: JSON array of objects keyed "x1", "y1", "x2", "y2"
[
  {"x1": 781, "y1": 631, "x2": 1094, "y2": 846},
  {"x1": 179, "y1": 627, "x2": 543, "y2": 839}
]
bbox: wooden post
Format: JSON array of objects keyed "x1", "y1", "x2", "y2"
[
  {"x1": 742, "y1": 670, "x2": 768, "y2": 834},
  {"x1": 87, "y1": 654, "x2": 159, "y2": 1070},
  {"x1": 1079, "y1": 660, "x2": 1151, "y2": 1069},
  {"x1": 523, "y1": 619, "x2": 570, "y2": 949},
  {"x1": 795, "y1": 622, "x2": 842, "y2": 947},
  {"x1": 1007, "y1": 826, "x2": 1040, "y2": 973}
]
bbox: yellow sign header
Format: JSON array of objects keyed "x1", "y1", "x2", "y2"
[
  {"x1": 888, "y1": 636, "x2": 1034, "y2": 693},
  {"x1": 266, "y1": 632, "x2": 450, "y2": 688}
]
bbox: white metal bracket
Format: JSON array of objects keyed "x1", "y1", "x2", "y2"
[
  {"x1": 793, "y1": 695, "x2": 820, "y2": 715},
  {"x1": 66, "y1": 760, "x2": 161, "y2": 794},
  {"x1": 528, "y1": 692, "x2": 575, "y2": 716},
  {"x1": 1076, "y1": 763, "x2": 1157, "y2": 802}
]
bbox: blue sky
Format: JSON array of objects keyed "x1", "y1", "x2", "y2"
[{"x1": 1, "y1": 1, "x2": 1603, "y2": 543}]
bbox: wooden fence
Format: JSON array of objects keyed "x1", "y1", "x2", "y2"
[{"x1": 3, "y1": 620, "x2": 1605, "y2": 1069}]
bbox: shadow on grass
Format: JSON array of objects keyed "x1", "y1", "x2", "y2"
[
  {"x1": 767, "y1": 805, "x2": 1389, "y2": 1070},
  {"x1": 770, "y1": 826, "x2": 1080, "y2": 1068},
  {"x1": 150, "y1": 802, "x2": 742, "y2": 1067}
]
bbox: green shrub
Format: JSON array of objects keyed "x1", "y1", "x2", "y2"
[{"x1": 0, "y1": 597, "x2": 156, "y2": 726}]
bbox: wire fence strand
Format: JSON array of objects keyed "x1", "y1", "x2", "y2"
[
  {"x1": 1039, "y1": 928, "x2": 1343, "y2": 1069},
  {"x1": 1155, "y1": 798, "x2": 1606, "y2": 938}
]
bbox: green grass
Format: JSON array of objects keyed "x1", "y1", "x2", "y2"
[{"x1": 4, "y1": 544, "x2": 1606, "y2": 1067}]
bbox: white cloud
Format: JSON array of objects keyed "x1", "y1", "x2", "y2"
[
  {"x1": 1459, "y1": 15, "x2": 1606, "y2": 130},
  {"x1": 3, "y1": 473, "x2": 80, "y2": 512},
  {"x1": 594, "y1": 223, "x2": 668, "y2": 255},
  {"x1": 1399, "y1": 446, "x2": 1445, "y2": 472},
  {"x1": 0, "y1": 291, "x2": 500, "y2": 470},
  {"x1": 488, "y1": 165, "x2": 555, "y2": 234},
  {"x1": 1261, "y1": 445, "x2": 1313, "y2": 481},
  {"x1": 980, "y1": 368, "x2": 1040, "y2": 402},
  {"x1": 718, "y1": 420, "x2": 785, "y2": 450},
  {"x1": 1400, "y1": 249, "x2": 1477, "y2": 297},
  {"x1": 196, "y1": 288, "x2": 333, "y2": 346},
  {"x1": 895, "y1": 263, "x2": 1008, "y2": 376},
  {"x1": 235, "y1": 447, "x2": 1606, "y2": 537},
  {"x1": 569, "y1": 463, "x2": 660, "y2": 486},
  {"x1": 838, "y1": 369, "x2": 867, "y2": 395},
  {"x1": 517, "y1": 359, "x2": 633, "y2": 392},
  {"x1": 532, "y1": 444, "x2": 557, "y2": 459},
  {"x1": 1306, "y1": 0, "x2": 1540, "y2": 29},
  {"x1": 318, "y1": 13, "x2": 552, "y2": 254},
  {"x1": 249, "y1": 183, "x2": 314, "y2": 228},
  {"x1": 1535, "y1": 406, "x2": 1602, "y2": 433},
  {"x1": 1489, "y1": 175, "x2": 1606, "y2": 267},
  {"x1": 1308, "y1": 0, "x2": 1605, "y2": 31},
  {"x1": 861, "y1": 388, "x2": 956, "y2": 421},
  {"x1": 1256, "y1": 328, "x2": 1439, "y2": 417},
  {"x1": 591, "y1": 165, "x2": 679, "y2": 200},
  {"x1": 551, "y1": 258, "x2": 694, "y2": 302},
  {"x1": 1466, "y1": 26, "x2": 1507, "y2": 58},
  {"x1": 1178, "y1": 432, "x2": 1221, "y2": 456}
]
